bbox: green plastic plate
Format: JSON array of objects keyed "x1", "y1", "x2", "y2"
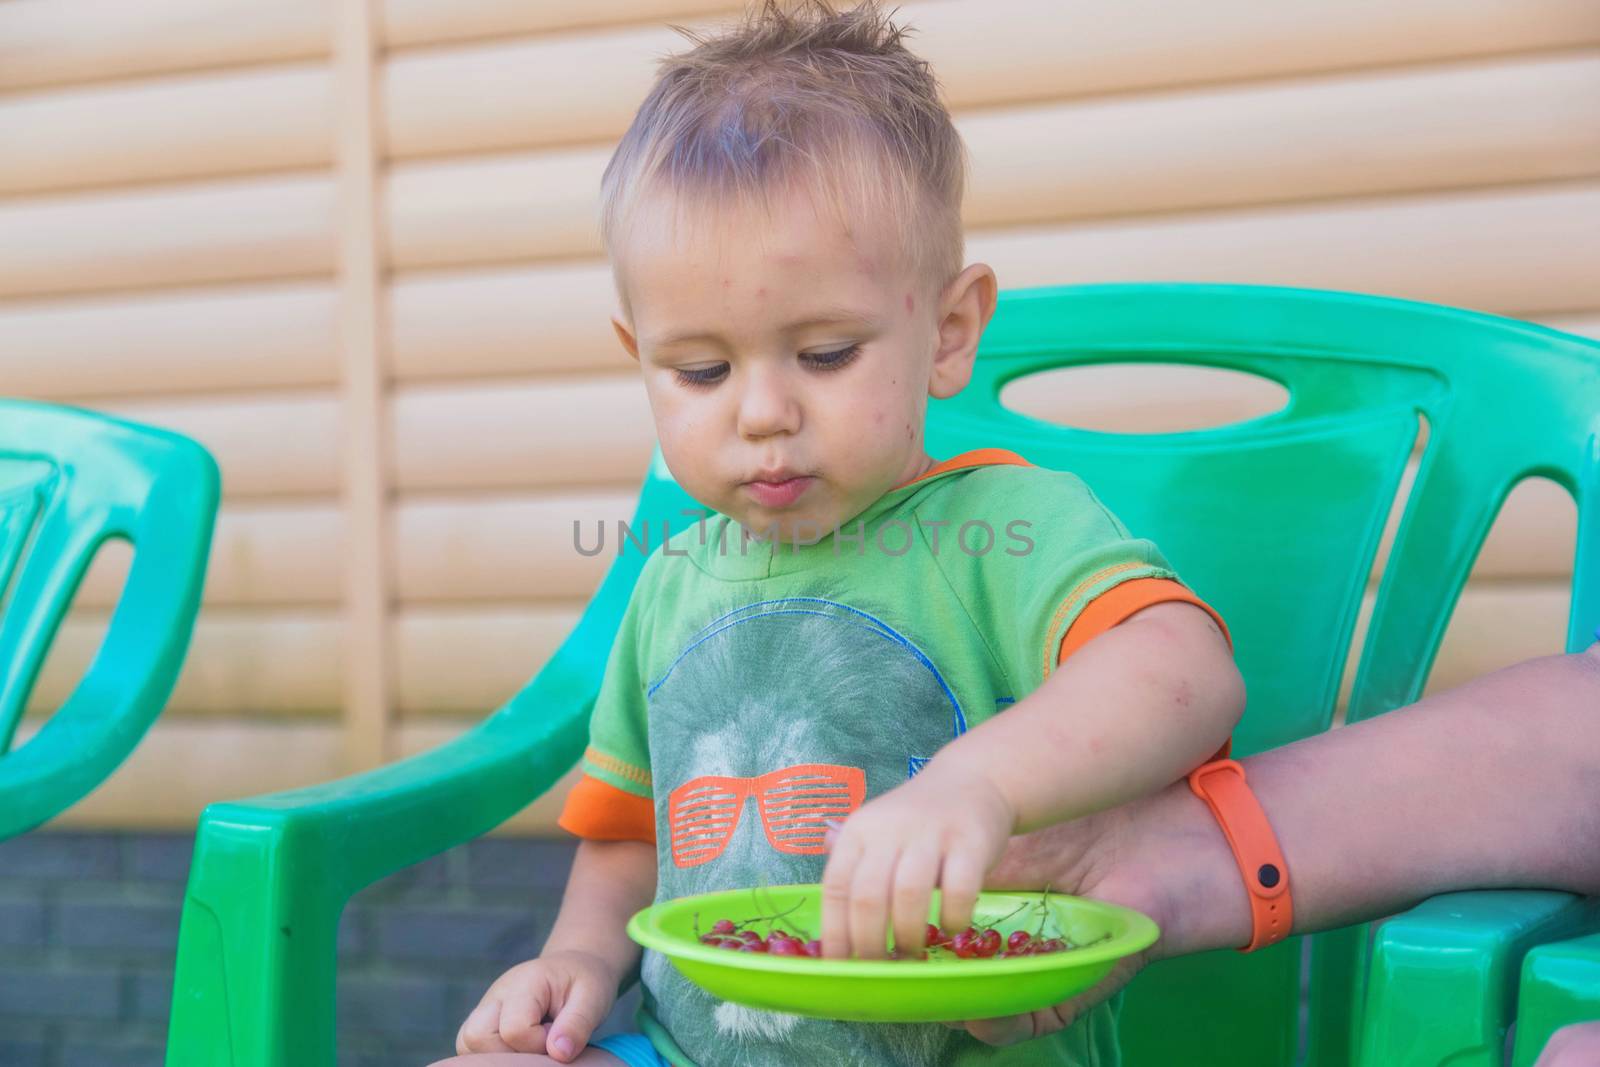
[{"x1": 625, "y1": 883, "x2": 1159, "y2": 1023}]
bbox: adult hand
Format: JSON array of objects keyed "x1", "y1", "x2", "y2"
[{"x1": 949, "y1": 780, "x2": 1251, "y2": 1046}]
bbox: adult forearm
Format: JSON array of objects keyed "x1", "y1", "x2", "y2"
[
  {"x1": 1143, "y1": 648, "x2": 1600, "y2": 958},
  {"x1": 542, "y1": 839, "x2": 657, "y2": 976},
  {"x1": 1251, "y1": 648, "x2": 1600, "y2": 933}
]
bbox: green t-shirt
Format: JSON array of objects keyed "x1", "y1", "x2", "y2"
[{"x1": 581, "y1": 456, "x2": 1185, "y2": 1067}]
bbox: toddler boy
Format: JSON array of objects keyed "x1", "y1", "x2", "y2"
[{"x1": 444, "y1": 3, "x2": 1244, "y2": 1064}]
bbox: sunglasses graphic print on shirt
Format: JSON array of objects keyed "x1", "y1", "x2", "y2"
[{"x1": 667, "y1": 763, "x2": 866, "y2": 868}]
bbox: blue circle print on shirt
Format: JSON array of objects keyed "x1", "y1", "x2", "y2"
[{"x1": 648, "y1": 595, "x2": 970, "y2": 788}]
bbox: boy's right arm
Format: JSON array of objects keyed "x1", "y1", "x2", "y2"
[{"x1": 456, "y1": 838, "x2": 657, "y2": 1060}]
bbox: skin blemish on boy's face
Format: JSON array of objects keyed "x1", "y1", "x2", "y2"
[
  {"x1": 904, "y1": 292, "x2": 914, "y2": 315},
  {"x1": 617, "y1": 185, "x2": 947, "y2": 540}
]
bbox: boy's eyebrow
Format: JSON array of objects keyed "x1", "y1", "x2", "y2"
[{"x1": 647, "y1": 310, "x2": 877, "y2": 349}]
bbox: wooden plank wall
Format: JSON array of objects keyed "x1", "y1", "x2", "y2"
[{"x1": 3, "y1": 0, "x2": 1596, "y2": 830}]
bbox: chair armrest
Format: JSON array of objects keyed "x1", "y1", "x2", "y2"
[
  {"x1": 210, "y1": 648, "x2": 595, "y2": 895},
  {"x1": 1511, "y1": 929, "x2": 1600, "y2": 1067},
  {"x1": 1356, "y1": 890, "x2": 1600, "y2": 1067},
  {"x1": 164, "y1": 462, "x2": 674, "y2": 1066},
  {"x1": 166, "y1": 642, "x2": 599, "y2": 1067}
]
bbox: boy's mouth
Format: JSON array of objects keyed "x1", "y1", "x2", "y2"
[{"x1": 743, "y1": 474, "x2": 814, "y2": 509}]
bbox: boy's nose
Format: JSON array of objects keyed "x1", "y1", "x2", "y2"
[{"x1": 736, "y1": 366, "x2": 801, "y2": 440}]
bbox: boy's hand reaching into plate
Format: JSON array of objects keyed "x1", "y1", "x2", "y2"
[{"x1": 820, "y1": 763, "x2": 1015, "y2": 961}]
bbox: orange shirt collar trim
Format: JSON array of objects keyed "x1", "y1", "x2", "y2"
[{"x1": 890, "y1": 447, "x2": 1034, "y2": 491}]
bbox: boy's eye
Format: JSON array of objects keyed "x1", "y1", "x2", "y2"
[
  {"x1": 670, "y1": 345, "x2": 860, "y2": 389},
  {"x1": 803, "y1": 344, "x2": 861, "y2": 371},
  {"x1": 673, "y1": 363, "x2": 728, "y2": 388}
]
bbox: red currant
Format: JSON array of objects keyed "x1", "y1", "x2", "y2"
[
  {"x1": 1007, "y1": 930, "x2": 1032, "y2": 951},
  {"x1": 711, "y1": 919, "x2": 736, "y2": 936},
  {"x1": 803, "y1": 940, "x2": 822, "y2": 957}
]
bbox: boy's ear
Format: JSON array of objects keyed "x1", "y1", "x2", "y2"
[
  {"x1": 611, "y1": 315, "x2": 641, "y2": 363},
  {"x1": 929, "y1": 263, "x2": 998, "y2": 400}
]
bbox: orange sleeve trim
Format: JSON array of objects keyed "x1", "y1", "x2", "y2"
[
  {"x1": 1055, "y1": 577, "x2": 1235, "y2": 763},
  {"x1": 891, "y1": 447, "x2": 1034, "y2": 490},
  {"x1": 1055, "y1": 577, "x2": 1233, "y2": 667},
  {"x1": 1043, "y1": 562, "x2": 1158, "y2": 679},
  {"x1": 557, "y1": 773, "x2": 657, "y2": 844}
]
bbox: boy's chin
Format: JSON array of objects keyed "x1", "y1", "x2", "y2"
[{"x1": 735, "y1": 513, "x2": 836, "y2": 546}]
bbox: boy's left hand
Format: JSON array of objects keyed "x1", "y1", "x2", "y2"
[{"x1": 820, "y1": 763, "x2": 1014, "y2": 959}]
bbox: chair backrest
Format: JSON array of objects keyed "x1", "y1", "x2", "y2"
[
  {"x1": 0, "y1": 398, "x2": 219, "y2": 839},
  {"x1": 940, "y1": 284, "x2": 1598, "y2": 744},
  {"x1": 597, "y1": 282, "x2": 1598, "y2": 1065},
  {"x1": 933, "y1": 283, "x2": 1598, "y2": 1065}
]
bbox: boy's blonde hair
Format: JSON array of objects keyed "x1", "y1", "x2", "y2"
[{"x1": 600, "y1": 0, "x2": 967, "y2": 314}]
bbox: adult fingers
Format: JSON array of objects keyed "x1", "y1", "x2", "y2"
[
  {"x1": 964, "y1": 952, "x2": 1150, "y2": 1046},
  {"x1": 890, "y1": 841, "x2": 940, "y2": 957},
  {"x1": 959, "y1": 1011, "x2": 1037, "y2": 1047}
]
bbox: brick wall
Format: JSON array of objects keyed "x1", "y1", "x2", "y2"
[{"x1": 0, "y1": 831, "x2": 639, "y2": 1067}]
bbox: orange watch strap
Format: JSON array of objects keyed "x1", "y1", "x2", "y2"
[{"x1": 1187, "y1": 757, "x2": 1292, "y2": 952}]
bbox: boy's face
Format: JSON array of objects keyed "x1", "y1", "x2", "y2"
[{"x1": 611, "y1": 183, "x2": 995, "y2": 542}]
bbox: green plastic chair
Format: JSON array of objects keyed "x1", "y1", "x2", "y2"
[
  {"x1": 164, "y1": 283, "x2": 1600, "y2": 1066},
  {"x1": 1358, "y1": 894, "x2": 1600, "y2": 1067},
  {"x1": 1512, "y1": 932, "x2": 1600, "y2": 1066},
  {"x1": 0, "y1": 397, "x2": 220, "y2": 840}
]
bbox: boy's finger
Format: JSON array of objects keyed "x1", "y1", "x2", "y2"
[
  {"x1": 822, "y1": 817, "x2": 844, "y2": 852},
  {"x1": 458, "y1": 1000, "x2": 516, "y2": 1053},
  {"x1": 497, "y1": 984, "x2": 553, "y2": 1053},
  {"x1": 547, "y1": 978, "x2": 611, "y2": 1063},
  {"x1": 938, "y1": 845, "x2": 985, "y2": 934},
  {"x1": 848, "y1": 848, "x2": 898, "y2": 960},
  {"x1": 820, "y1": 832, "x2": 863, "y2": 959},
  {"x1": 890, "y1": 843, "x2": 939, "y2": 956}
]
